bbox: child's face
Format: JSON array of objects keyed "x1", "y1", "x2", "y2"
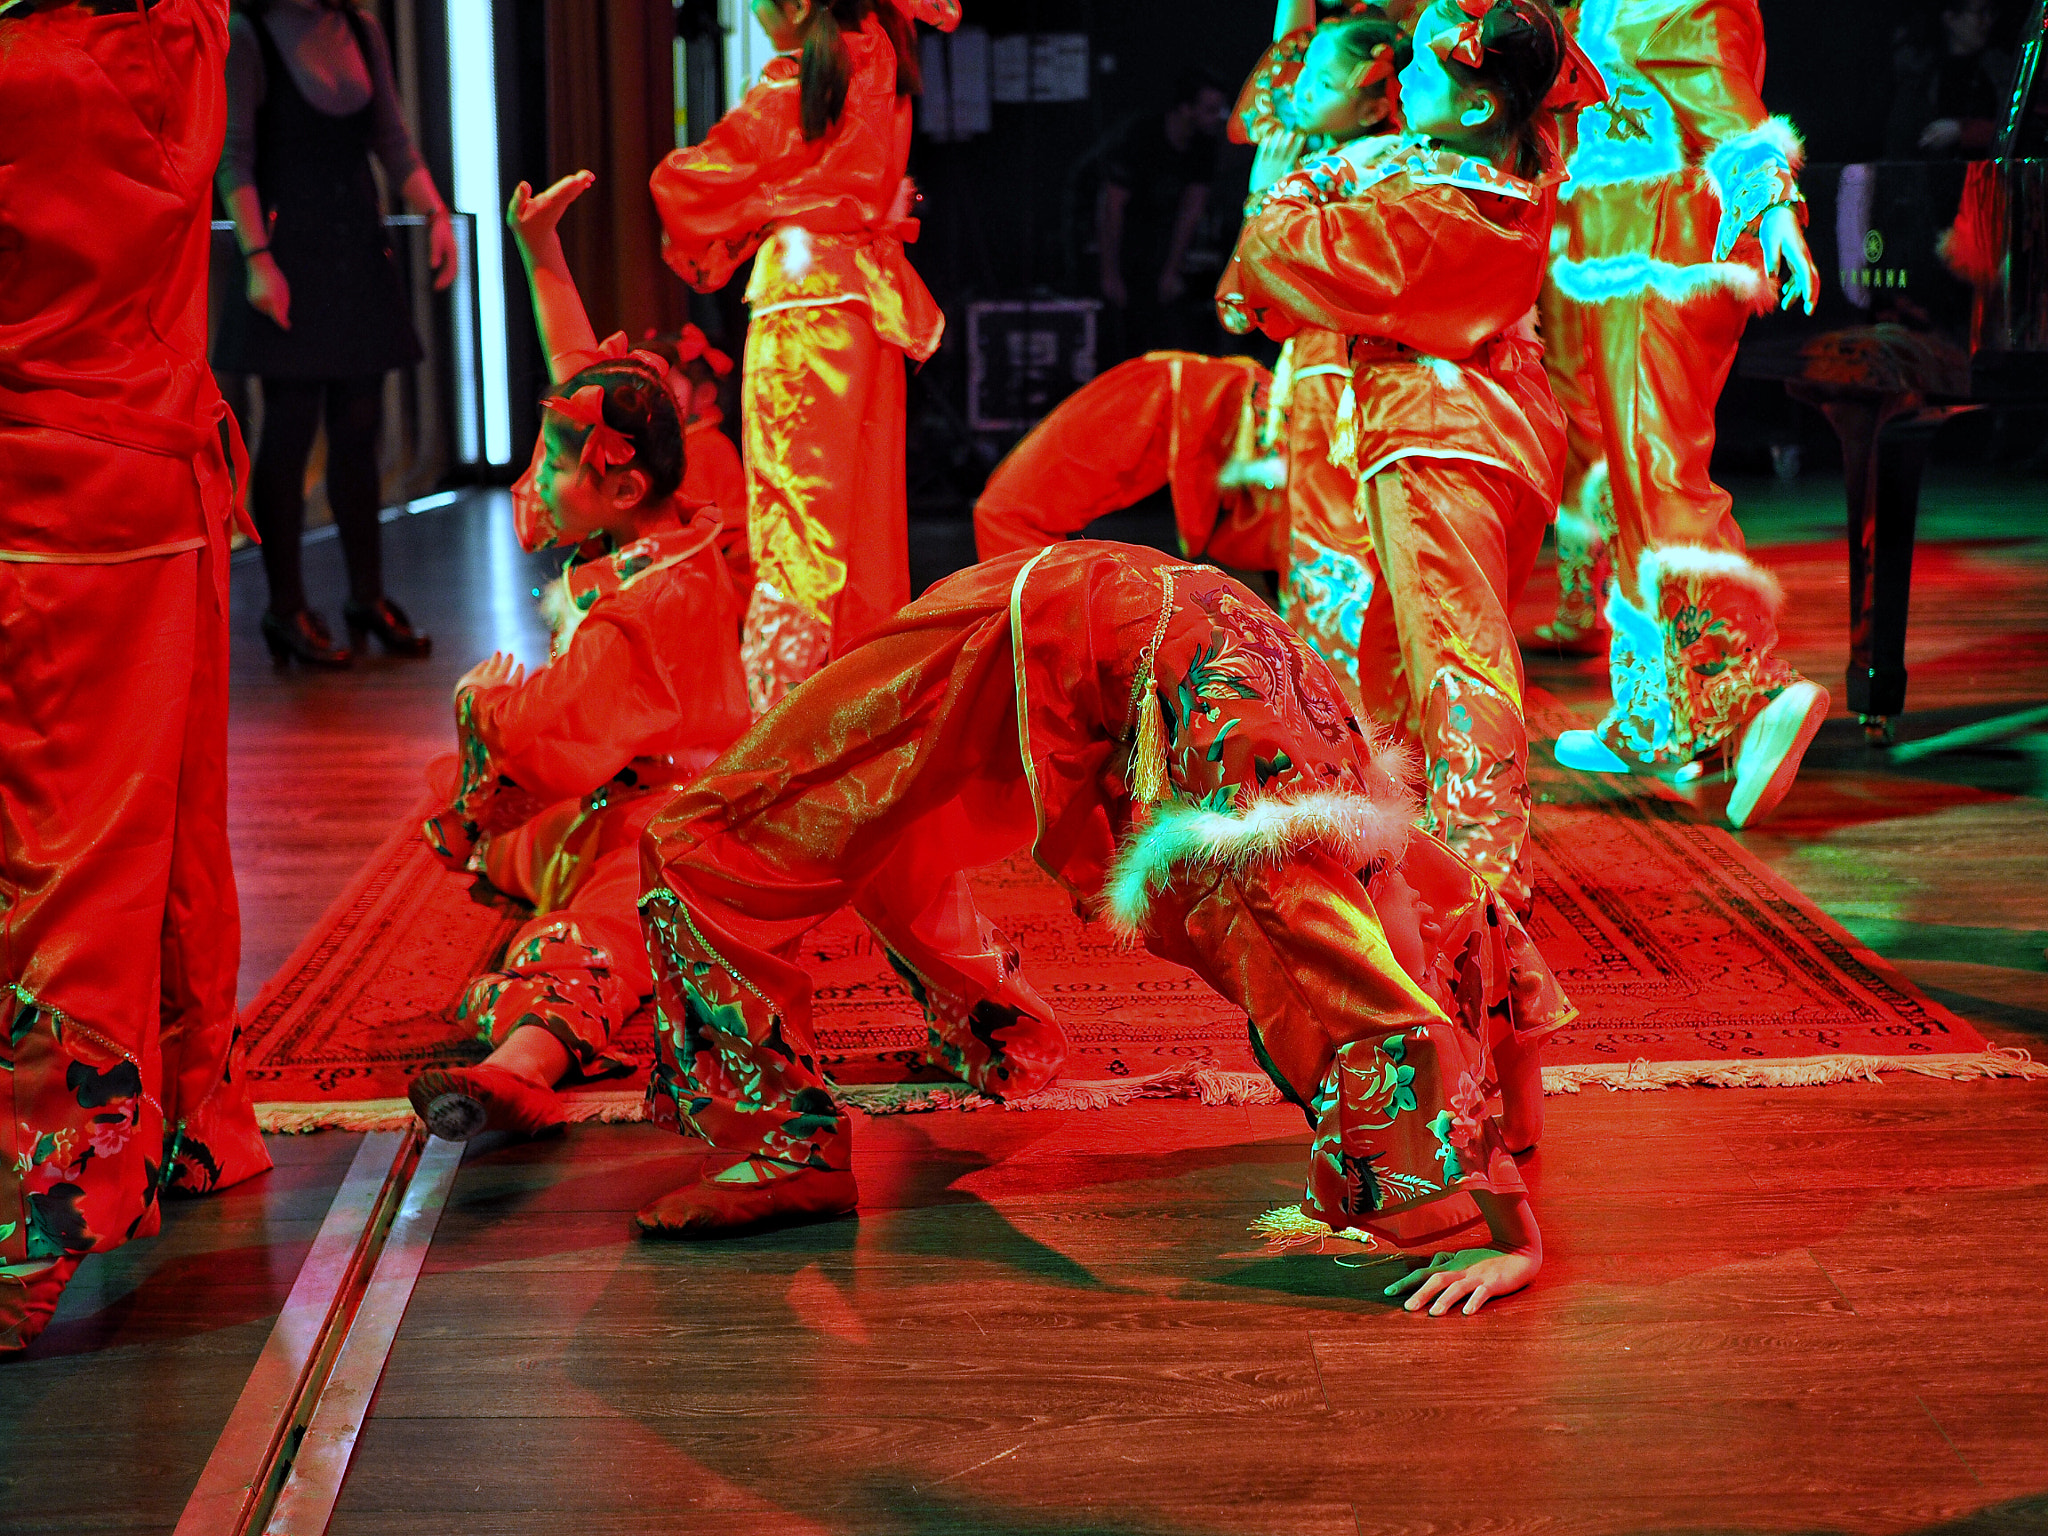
[
  {"x1": 510, "y1": 419, "x2": 638, "y2": 552},
  {"x1": 752, "y1": 0, "x2": 806, "y2": 53},
  {"x1": 1398, "y1": 4, "x2": 1498, "y2": 142},
  {"x1": 1291, "y1": 31, "x2": 1394, "y2": 140}
]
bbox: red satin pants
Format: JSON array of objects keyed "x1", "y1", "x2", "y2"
[{"x1": 1, "y1": 538, "x2": 269, "y2": 1289}]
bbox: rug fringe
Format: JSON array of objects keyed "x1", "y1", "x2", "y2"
[
  {"x1": 1538, "y1": 1047, "x2": 2047, "y2": 1094},
  {"x1": 254, "y1": 1049, "x2": 2044, "y2": 1134}
]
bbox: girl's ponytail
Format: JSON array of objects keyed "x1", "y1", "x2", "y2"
[
  {"x1": 798, "y1": 0, "x2": 921, "y2": 141},
  {"x1": 799, "y1": 1, "x2": 854, "y2": 140}
]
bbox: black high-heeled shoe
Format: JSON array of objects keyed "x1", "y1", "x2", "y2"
[
  {"x1": 261, "y1": 608, "x2": 352, "y2": 668},
  {"x1": 343, "y1": 596, "x2": 433, "y2": 658}
]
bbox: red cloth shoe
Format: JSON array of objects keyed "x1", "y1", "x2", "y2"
[
  {"x1": 1, "y1": 1255, "x2": 82, "y2": 1356},
  {"x1": 408, "y1": 1064, "x2": 567, "y2": 1142},
  {"x1": 635, "y1": 1160, "x2": 858, "y2": 1238}
]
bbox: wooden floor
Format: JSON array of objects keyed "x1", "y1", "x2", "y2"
[{"x1": 4, "y1": 472, "x2": 2047, "y2": 1535}]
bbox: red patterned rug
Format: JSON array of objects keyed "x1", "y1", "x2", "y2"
[{"x1": 245, "y1": 696, "x2": 2038, "y2": 1131}]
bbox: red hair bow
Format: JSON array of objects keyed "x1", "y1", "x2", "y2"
[
  {"x1": 1447, "y1": 0, "x2": 1490, "y2": 68},
  {"x1": 1543, "y1": 29, "x2": 1608, "y2": 112},
  {"x1": 1357, "y1": 41, "x2": 1397, "y2": 91},
  {"x1": 546, "y1": 385, "x2": 636, "y2": 475},
  {"x1": 674, "y1": 324, "x2": 734, "y2": 378}
]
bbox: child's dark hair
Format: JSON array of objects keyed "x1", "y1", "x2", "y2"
[
  {"x1": 798, "y1": 0, "x2": 920, "y2": 142},
  {"x1": 1322, "y1": 10, "x2": 1404, "y2": 94},
  {"x1": 541, "y1": 360, "x2": 685, "y2": 503},
  {"x1": 1440, "y1": 0, "x2": 1565, "y2": 168}
]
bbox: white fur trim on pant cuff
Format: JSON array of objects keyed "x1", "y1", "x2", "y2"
[
  {"x1": 1550, "y1": 253, "x2": 1768, "y2": 307},
  {"x1": 1637, "y1": 545, "x2": 1784, "y2": 615},
  {"x1": 1100, "y1": 786, "x2": 1417, "y2": 938}
]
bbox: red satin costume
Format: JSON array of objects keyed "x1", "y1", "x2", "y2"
[
  {"x1": 651, "y1": 13, "x2": 946, "y2": 716},
  {"x1": 1219, "y1": 135, "x2": 1568, "y2": 912},
  {"x1": 1227, "y1": 18, "x2": 1389, "y2": 701},
  {"x1": 972, "y1": 351, "x2": 1287, "y2": 573},
  {"x1": 0, "y1": 0, "x2": 271, "y2": 1351},
  {"x1": 422, "y1": 509, "x2": 749, "y2": 1077},
  {"x1": 1543, "y1": 0, "x2": 1811, "y2": 763},
  {"x1": 637, "y1": 543, "x2": 1571, "y2": 1239}
]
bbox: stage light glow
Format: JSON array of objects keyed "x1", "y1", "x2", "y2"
[{"x1": 448, "y1": 0, "x2": 511, "y2": 465}]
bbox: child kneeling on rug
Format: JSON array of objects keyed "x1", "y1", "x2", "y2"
[
  {"x1": 636, "y1": 541, "x2": 1571, "y2": 1316},
  {"x1": 408, "y1": 173, "x2": 750, "y2": 1141}
]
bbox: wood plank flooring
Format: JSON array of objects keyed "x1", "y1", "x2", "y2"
[{"x1": 5, "y1": 470, "x2": 2046, "y2": 1536}]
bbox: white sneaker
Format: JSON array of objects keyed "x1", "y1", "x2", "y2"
[
  {"x1": 1554, "y1": 729, "x2": 1633, "y2": 773},
  {"x1": 1726, "y1": 680, "x2": 1830, "y2": 828}
]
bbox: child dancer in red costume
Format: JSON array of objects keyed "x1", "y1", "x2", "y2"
[
  {"x1": 1231, "y1": 4, "x2": 1403, "y2": 697},
  {"x1": 633, "y1": 543, "x2": 1572, "y2": 1317},
  {"x1": 973, "y1": 351, "x2": 1287, "y2": 575},
  {"x1": 406, "y1": 173, "x2": 749, "y2": 1142},
  {"x1": 651, "y1": 0, "x2": 957, "y2": 715},
  {"x1": 641, "y1": 318, "x2": 752, "y2": 596},
  {"x1": 1219, "y1": 0, "x2": 1603, "y2": 915},
  {"x1": 1, "y1": 0, "x2": 272, "y2": 1354},
  {"x1": 1543, "y1": 0, "x2": 1827, "y2": 828}
]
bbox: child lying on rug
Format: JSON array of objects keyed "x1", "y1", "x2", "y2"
[
  {"x1": 408, "y1": 172, "x2": 750, "y2": 1142},
  {"x1": 972, "y1": 351, "x2": 1287, "y2": 576},
  {"x1": 636, "y1": 541, "x2": 1571, "y2": 1316}
]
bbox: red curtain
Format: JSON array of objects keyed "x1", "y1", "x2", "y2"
[{"x1": 544, "y1": 0, "x2": 686, "y2": 344}]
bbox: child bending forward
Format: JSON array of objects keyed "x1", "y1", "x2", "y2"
[{"x1": 636, "y1": 541, "x2": 1571, "y2": 1316}]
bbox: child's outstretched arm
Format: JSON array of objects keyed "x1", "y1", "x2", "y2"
[
  {"x1": 1272, "y1": 0, "x2": 1314, "y2": 42},
  {"x1": 507, "y1": 171, "x2": 601, "y2": 384}
]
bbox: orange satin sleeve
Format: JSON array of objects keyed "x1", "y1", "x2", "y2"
[
  {"x1": 1632, "y1": 0, "x2": 1771, "y2": 154},
  {"x1": 650, "y1": 64, "x2": 810, "y2": 293},
  {"x1": 474, "y1": 566, "x2": 746, "y2": 804},
  {"x1": 1223, "y1": 181, "x2": 1547, "y2": 358}
]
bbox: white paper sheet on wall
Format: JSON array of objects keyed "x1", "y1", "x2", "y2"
[{"x1": 991, "y1": 32, "x2": 1089, "y2": 104}]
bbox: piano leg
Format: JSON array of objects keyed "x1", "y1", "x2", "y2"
[{"x1": 1819, "y1": 400, "x2": 1968, "y2": 746}]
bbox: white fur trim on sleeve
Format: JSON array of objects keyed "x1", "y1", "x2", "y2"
[{"x1": 1099, "y1": 783, "x2": 1419, "y2": 939}]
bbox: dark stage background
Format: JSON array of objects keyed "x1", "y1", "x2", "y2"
[{"x1": 348, "y1": 0, "x2": 2044, "y2": 567}]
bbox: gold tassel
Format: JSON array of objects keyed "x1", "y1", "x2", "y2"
[
  {"x1": 1132, "y1": 679, "x2": 1170, "y2": 805},
  {"x1": 1328, "y1": 377, "x2": 1358, "y2": 471}
]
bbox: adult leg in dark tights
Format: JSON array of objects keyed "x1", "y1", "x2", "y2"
[
  {"x1": 251, "y1": 374, "x2": 430, "y2": 664},
  {"x1": 251, "y1": 377, "x2": 349, "y2": 665}
]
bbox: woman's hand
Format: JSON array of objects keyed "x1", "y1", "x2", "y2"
[
  {"x1": 455, "y1": 650, "x2": 525, "y2": 701},
  {"x1": 246, "y1": 251, "x2": 291, "y2": 330},
  {"x1": 428, "y1": 209, "x2": 458, "y2": 291},
  {"x1": 1760, "y1": 204, "x2": 1818, "y2": 315},
  {"x1": 1384, "y1": 1244, "x2": 1541, "y2": 1317},
  {"x1": 1250, "y1": 129, "x2": 1308, "y2": 197},
  {"x1": 508, "y1": 171, "x2": 596, "y2": 261},
  {"x1": 1918, "y1": 117, "x2": 1963, "y2": 152}
]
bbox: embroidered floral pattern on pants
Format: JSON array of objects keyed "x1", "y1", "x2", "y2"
[{"x1": 1280, "y1": 532, "x2": 1377, "y2": 688}]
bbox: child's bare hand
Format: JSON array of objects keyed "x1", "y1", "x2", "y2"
[
  {"x1": 507, "y1": 171, "x2": 596, "y2": 250},
  {"x1": 1761, "y1": 204, "x2": 1817, "y2": 315},
  {"x1": 1250, "y1": 129, "x2": 1308, "y2": 196},
  {"x1": 456, "y1": 650, "x2": 525, "y2": 700},
  {"x1": 1384, "y1": 1245, "x2": 1540, "y2": 1316}
]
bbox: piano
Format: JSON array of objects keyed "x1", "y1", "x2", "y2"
[{"x1": 1738, "y1": 0, "x2": 2048, "y2": 748}]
